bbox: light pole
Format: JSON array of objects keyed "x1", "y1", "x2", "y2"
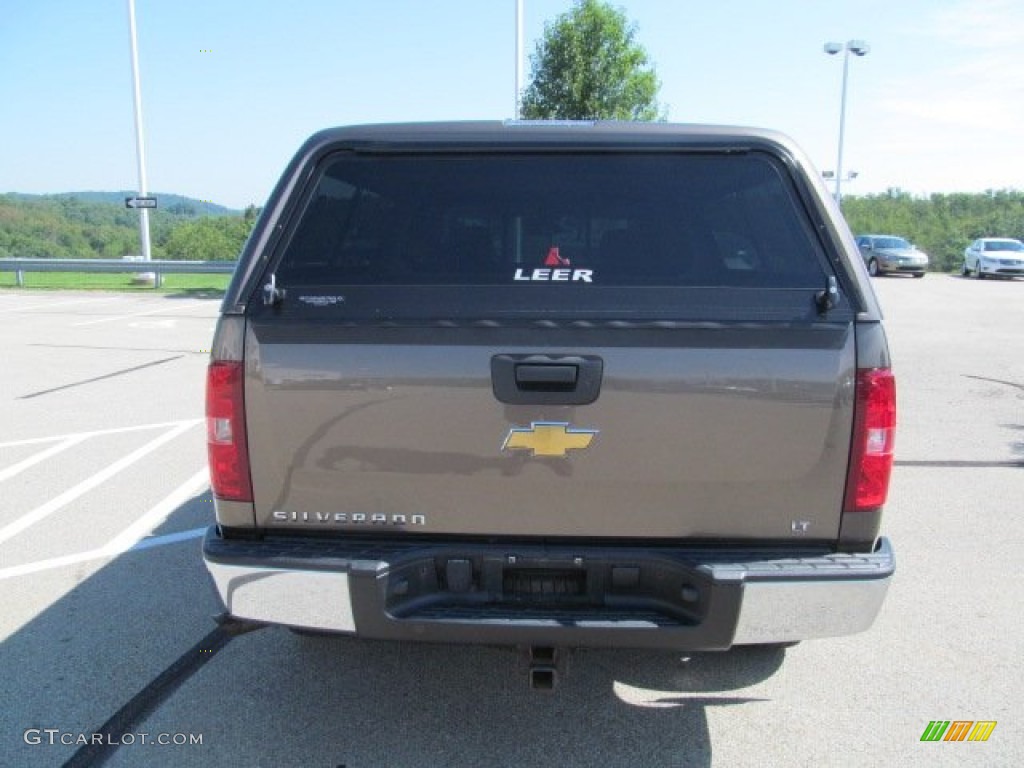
[
  {"x1": 127, "y1": 0, "x2": 152, "y2": 264},
  {"x1": 824, "y1": 40, "x2": 869, "y2": 205},
  {"x1": 515, "y1": 0, "x2": 524, "y2": 118}
]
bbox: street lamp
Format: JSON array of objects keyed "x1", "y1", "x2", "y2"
[
  {"x1": 127, "y1": 0, "x2": 152, "y2": 263},
  {"x1": 824, "y1": 39, "x2": 869, "y2": 204},
  {"x1": 514, "y1": 0, "x2": 524, "y2": 118}
]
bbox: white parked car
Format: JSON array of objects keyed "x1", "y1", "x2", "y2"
[{"x1": 962, "y1": 238, "x2": 1024, "y2": 279}]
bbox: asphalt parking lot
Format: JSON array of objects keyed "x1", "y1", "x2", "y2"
[{"x1": 0, "y1": 278, "x2": 1021, "y2": 767}]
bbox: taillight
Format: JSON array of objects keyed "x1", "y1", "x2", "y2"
[
  {"x1": 206, "y1": 360, "x2": 253, "y2": 502},
  {"x1": 843, "y1": 368, "x2": 896, "y2": 512}
]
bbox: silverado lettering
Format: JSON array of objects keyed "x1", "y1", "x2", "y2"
[{"x1": 271, "y1": 511, "x2": 426, "y2": 525}]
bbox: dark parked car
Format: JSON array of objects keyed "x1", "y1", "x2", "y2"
[{"x1": 856, "y1": 235, "x2": 928, "y2": 277}]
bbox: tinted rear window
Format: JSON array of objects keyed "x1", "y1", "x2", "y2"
[
  {"x1": 276, "y1": 152, "x2": 825, "y2": 289},
  {"x1": 261, "y1": 152, "x2": 841, "y2": 323}
]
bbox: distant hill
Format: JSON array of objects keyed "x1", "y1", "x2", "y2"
[
  {"x1": 0, "y1": 191, "x2": 255, "y2": 260},
  {"x1": 8, "y1": 191, "x2": 239, "y2": 217}
]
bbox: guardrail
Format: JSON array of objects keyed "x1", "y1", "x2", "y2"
[{"x1": 0, "y1": 258, "x2": 237, "y2": 288}]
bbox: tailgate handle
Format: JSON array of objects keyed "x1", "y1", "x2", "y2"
[
  {"x1": 515, "y1": 364, "x2": 578, "y2": 389},
  {"x1": 491, "y1": 355, "x2": 603, "y2": 405}
]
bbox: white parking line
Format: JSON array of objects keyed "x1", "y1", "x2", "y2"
[
  {"x1": 129, "y1": 527, "x2": 206, "y2": 552},
  {"x1": 0, "y1": 528, "x2": 208, "y2": 581},
  {"x1": 0, "y1": 436, "x2": 88, "y2": 483},
  {"x1": 71, "y1": 301, "x2": 210, "y2": 327},
  {"x1": 0, "y1": 469, "x2": 209, "y2": 581},
  {"x1": 0, "y1": 419, "x2": 202, "y2": 449},
  {"x1": 0, "y1": 296, "x2": 128, "y2": 314},
  {"x1": 105, "y1": 467, "x2": 209, "y2": 552},
  {"x1": 0, "y1": 547, "x2": 117, "y2": 581},
  {"x1": 0, "y1": 421, "x2": 201, "y2": 546}
]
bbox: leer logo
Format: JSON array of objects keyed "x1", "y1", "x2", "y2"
[
  {"x1": 513, "y1": 245, "x2": 593, "y2": 282},
  {"x1": 920, "y1": 720, "x2": 997, "y2": 742},
  {"x1": 502, "y1": 422, "x2": 598, "y2": 458},
  {"x1": 544, "y1": 246, "x2": 570, "y2": 267}
]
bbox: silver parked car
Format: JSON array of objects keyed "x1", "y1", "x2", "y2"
[
  {"x1": 962, "y1": 238, "x2": 1024, "y2": 279},
  {"x1": 856, "y1": 235, "x2": 928, "y2": 277}
]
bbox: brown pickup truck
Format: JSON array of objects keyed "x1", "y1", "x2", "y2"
[{"x1": 203, "y1": 122, "x2": 895, "y2": 688}]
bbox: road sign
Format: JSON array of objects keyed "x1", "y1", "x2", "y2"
[{"x1": 125, "y1": 196, "x2": 158, "y2": 209}]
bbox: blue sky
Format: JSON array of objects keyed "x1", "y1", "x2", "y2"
[{"x1": 2, "y1": 0, "x2": 1021, "y2": 209}]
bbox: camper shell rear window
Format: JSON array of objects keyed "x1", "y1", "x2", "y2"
[{"x1": 267, "y1": 151, "x2": 835, "y2": 321}]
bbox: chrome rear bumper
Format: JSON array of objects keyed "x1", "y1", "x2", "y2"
[{"x1": 204, "y1": 529, "x2": 894, "y2": 649}]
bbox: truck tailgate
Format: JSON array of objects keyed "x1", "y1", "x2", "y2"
[{"x1": 244, "y1": 322, "x2": 854, "y2": 540}]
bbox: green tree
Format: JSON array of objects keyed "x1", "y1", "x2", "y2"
[
  {"x1": 167, "y1": 201, "x2": 198, "y2": 217},
  {"x1": 163, "y1": 217, "x2": 250, "y2": 261},
  {"x1": 521, "y1": 0, "x2": 663, "y2": 121}
]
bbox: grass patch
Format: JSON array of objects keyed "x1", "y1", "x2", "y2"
[{"x1": 0, "y1": 271, "x2": 231, "y2": 294}]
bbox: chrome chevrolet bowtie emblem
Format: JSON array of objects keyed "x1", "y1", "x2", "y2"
[{"x1": 501, "y1": 422, "x2": 598, "y2": 458}]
